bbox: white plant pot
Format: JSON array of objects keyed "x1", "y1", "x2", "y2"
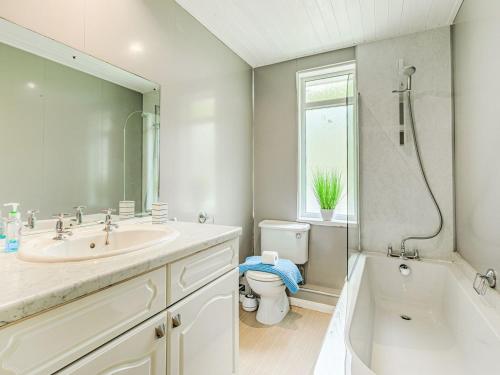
[{"x1": 320, "y1": 209, "x2": 334, "y2": 221}]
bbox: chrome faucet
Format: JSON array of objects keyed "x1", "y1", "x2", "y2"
[
  {"x1": 402, "y1": 248, "x2": 420, "y2": 260},
  {"x1": 25, "y1": 209, "x2": 39, "y2": 229},
  {"x1": 101, "y1": 209, "x2": 118, "y2": 245},
  {"x1": 387, "y1": 244, "x2": 420, "y2": 260},
  {"x1": 72, "y1": 205, "x2": 86, "y2": 225},
  {"x1": 53, "y1": 213, "x2": 72, "y2": 240}
]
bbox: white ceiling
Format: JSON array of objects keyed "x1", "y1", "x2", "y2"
[{"x1": 175, "y1": 0, "x2": 464, "y2": 68}]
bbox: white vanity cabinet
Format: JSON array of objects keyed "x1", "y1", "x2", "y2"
[
  {"x1": 60, "y1": 268, "x2": 239, "y2": 375},
  {"x1": 0, "y1": 237, "x2": 239, "y2": 375},
  {"x1": 0, "y1": 268, "x2": 167, "y2": 375},
  {"x1": 167, "y1": 268, "x2": 239, "y2": 375}
]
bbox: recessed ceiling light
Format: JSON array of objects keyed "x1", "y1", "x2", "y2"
[
  {"x1": 26, "y1": 82, "x2": 36, "y2": 89},
  {"x1": 129, "y1": 42, "x2": 143, "y2": 53}
]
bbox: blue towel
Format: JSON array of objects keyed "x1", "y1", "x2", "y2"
[{"x1": 239, "y1": 256, "x2": 303, "y2": 294}]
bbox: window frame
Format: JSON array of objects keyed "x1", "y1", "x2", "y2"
[{"x1": 296, "y1": 62, "x2": 357, "y2": 224}]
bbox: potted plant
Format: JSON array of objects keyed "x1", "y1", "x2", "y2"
[{"x1": 312, "y1": 170, "x2": 343, "y2": 221}]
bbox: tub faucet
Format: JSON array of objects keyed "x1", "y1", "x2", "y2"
[
  {"x1": 387, "y1": 244, "x2": 420, "y2": 260},
  {"x1": 402, "y1": 248, "x2": 420, "y2": 260},
  {"x1": 400, "y1": 240, "x2": 420, "y2": 260}
]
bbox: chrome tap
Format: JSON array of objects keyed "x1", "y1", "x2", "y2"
[
  {"x1": 401, "y1": 248, "x2": 420, "y2": 260},
  {"x1": 72, "y1": 205, "x2": 86, "y2": 225},
  {"x1": 53, "y1": 213, "x2": 72, "y2": 240},
  {"x1": 387, "y1": 245, "x2": 398, "y2": 257},
  {"x1": 25, "y1": 209, "x2": 39, "y2": 229},
  {"x1": 101, "y1": 208, "x2": 118, "y2": 245},
  {"x1": 400, "y1": 241, "x2": 407, "y2": 258},
  {"x1": 387, "y1": 244, "x2": 420, "y2": 260}
]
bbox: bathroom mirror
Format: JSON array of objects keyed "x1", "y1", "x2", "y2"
[{"x1": 0, "y1": 19, "x2": 160, "y2": 220}]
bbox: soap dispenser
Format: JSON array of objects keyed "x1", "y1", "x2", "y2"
[
  {"x1": 4, "y1": 203, "x2": 21, "y2": 253},
  {"x1": 0, "y1": 209, "x2": 5, "y2": 249}
]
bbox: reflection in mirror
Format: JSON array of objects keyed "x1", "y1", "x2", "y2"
[
  {"x1": 0, "y1": 19, "x2": 160, "y2": 223},
  {"x1": 347, "y1": 72, "x2": 360, "y2": 281}
]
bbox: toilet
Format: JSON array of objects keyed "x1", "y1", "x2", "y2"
[{"x1": 246, "y1": 220, "x2": 310, "y2": 325}]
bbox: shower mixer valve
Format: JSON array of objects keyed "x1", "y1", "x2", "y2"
[{"x1": 387, "y1": 245, "x2": 420, "y2": 261}]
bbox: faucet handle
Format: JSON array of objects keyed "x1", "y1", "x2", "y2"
[
  {"x1": 25, "y1": 209, "x2": 40, "y2": 229},
  {"x1": 387, "y1": 245, "x2": 400, "y2": 258},
  {"x1": 73, "y1": 205, "x2": 86, "y2": 210},
  {"x1": 101, "y1": 208, "x2": 116, "y2": 215},
  {"x1": 52, "y1": 213, "x2": 72, "y2": 238}
]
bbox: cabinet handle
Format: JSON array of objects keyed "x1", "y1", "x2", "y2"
[
  {"x1": 172, "y1": 314, "x2": 182, "y2": 328},
  {"x1": 155, "y1": 323, "x2": 166, "y2": 339}
]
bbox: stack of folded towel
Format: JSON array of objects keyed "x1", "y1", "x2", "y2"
[
  {"x1": 239, "y1": 252, "x2": 303, "y2": 294},
  {"x1": 152, "y1": 202, "x2": 168, "y2": 224},
  {"x1": 119, "y1": 201, "x2": 135, "y2": 220}
]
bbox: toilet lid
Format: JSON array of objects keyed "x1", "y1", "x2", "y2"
[{"x1": 246, "y1": 270, "x2": 282, "y2": 282}]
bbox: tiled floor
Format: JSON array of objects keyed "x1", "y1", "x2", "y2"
[{"x1": 239, "y1": 305, "x2": 332, "y2": 375}]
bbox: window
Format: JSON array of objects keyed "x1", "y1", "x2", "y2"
[{"x1": 297, "y1": 62, "x2": 357, "y2": 223}]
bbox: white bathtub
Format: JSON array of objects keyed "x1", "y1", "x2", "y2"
[{"x1": 315, "y1": 252, "x2": 500, "y2": 375}]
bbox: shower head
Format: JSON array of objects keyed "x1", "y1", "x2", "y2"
[{"x1": 392, "y1": 65, "x2": 416, "y2": 93}]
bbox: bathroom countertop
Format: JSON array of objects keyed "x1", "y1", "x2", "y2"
[{"x1": 0, "y1": 220, "x2": 241, "y2": 327}]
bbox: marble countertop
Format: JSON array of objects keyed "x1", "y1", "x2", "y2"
[{"x1": 0, "y1": 220, "x2": 241, "y2": 327}]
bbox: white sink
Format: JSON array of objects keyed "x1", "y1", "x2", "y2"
[{"x1": 18, "y1": 224, "x2": 179, "y2": 262}]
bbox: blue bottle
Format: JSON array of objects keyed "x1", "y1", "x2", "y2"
[{"x1": 4, "y1": 203, "x2": 21, "y2": 253}]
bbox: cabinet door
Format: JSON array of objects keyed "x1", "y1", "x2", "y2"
[
  {"x1": 58, "y1": 312, "x2": 167, "y2": 375},
  {"x1": 0, "y1": 268, "x2": 166, "y2": 375},
  {"x1": 167, "y1": 238, "x2": 238, "y2": 305},
  {"x1": 167, "y1": 268, "x2": 239, "y2": 375}
]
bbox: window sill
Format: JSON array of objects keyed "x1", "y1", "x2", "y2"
[{"x1": 297, "y1": 217, "x2": 354, "y2": 228}]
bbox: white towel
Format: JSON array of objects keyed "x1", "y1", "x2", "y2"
[{"x1": 261, "y1": 251, "x2": 279, "y2": 266}]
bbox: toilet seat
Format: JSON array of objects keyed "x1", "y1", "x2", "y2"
[{"x1": 246, "y1": 270, "x2": 282, "y2": 282}]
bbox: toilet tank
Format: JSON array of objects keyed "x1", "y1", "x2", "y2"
[{"x1": 259, "y1": 220, "x2": 310, "y2": 265}]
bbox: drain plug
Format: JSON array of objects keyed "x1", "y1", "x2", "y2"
[
  {"x1": 400, "y1": 314, "x2": 412, "y2": 321},
  {"x1": 89, "y1": 243, "x2": 96, "y2": 249}
]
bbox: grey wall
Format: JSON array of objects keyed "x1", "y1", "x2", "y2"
[
  {"x1": 453, "y1": 0, "x2": 500, "y2": 272},
  {"x1": 0, "y1": 0, "x2": 254, "y2": 260},
  {"x1": 254, "y1": 48, "x2": 355, "y2": 292},
  {"x1": 0, "y1": 41, "x2": 143, "y2": 218},
  {"x1": 357, "y1": 27, "x2": 454, "y2": 259}
]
